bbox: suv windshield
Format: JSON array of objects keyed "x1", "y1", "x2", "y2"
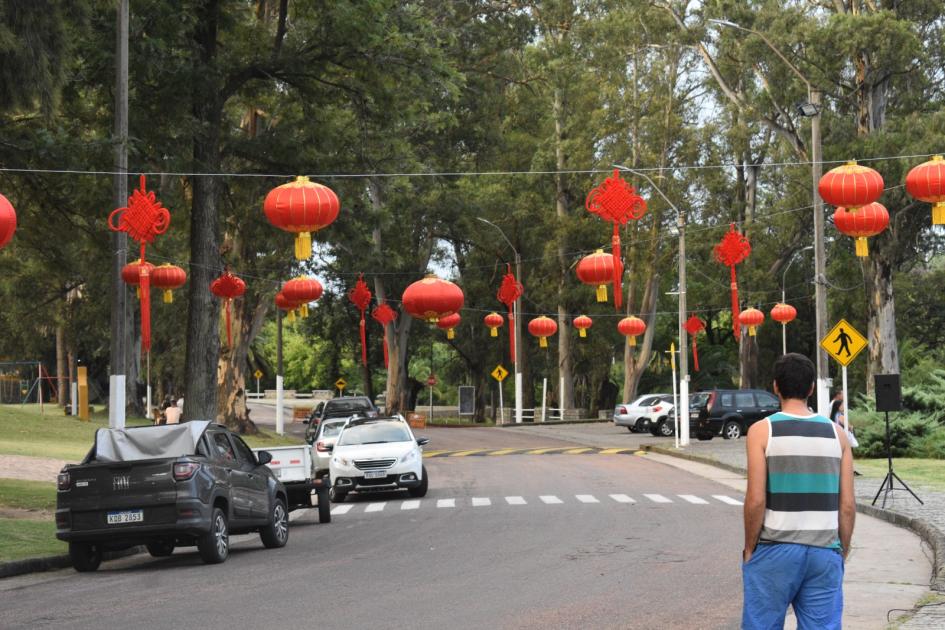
[
  {"x1": 690, "y1": 393, "x2": 711, "y2": 408},
  {"x1": 324, "y1": 398, "x2": 374, "y2": 418},
  {"x1": 319, "y1": 421, "x2": 346, "y2": 438},
  {"x1": 337, "y1": 422, "x2": 412, "y2": 446}
]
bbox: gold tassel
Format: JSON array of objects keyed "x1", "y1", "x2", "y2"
[
  {"x1": 749, "y1": 326, "x2": 757, "y2": 337},
  {"x1": 163, "y1": 290, "x2": 173, "y2": 304},
  {"x1": 287, "y1": 310, "x2": 296, "y2": 323},
  {"x1": 628, "y1": 336, "x2": 636, "y2": 347},
  {"x1": 299, "y1": 304, "x2": 309, "y2": 318},
  {"x1": 596, "y1": 284, "x2": 607, "y2": 302},
  {"x1": 135, "y1": 287, "x2": 141, "y2": 299},
  {"x1": 294, "y1": 231, "x2": 312, "y2": 260},
  {"x1": 855, "y1": 237, "x2": 869, "y2": 257},
  {"x1": 490, "y1": 328, "x2": 498, "y2": 337},
  {"x1": 447, "y1": 329, "x2": 455, "y2": 340},
  {"x1": 933, "y1": 202, "x2": 945, "y2": 225},
  {"x1": 579, "y1": 329, "x2": 587, "y2": 338},
  {"x1": 539, "y1": 337, "x2": 547, "y2": 348}
]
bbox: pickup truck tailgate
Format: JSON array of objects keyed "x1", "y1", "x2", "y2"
[{"x1": 256, "y1": 446, "x2": 311, "y2": 483}]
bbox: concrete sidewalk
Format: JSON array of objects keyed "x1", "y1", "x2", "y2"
[{"x1": 501, "y1": 422, "x2": 935, "y2": 629}]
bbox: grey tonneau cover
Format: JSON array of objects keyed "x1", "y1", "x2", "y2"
[{"x1": 93, "y1": 421, "x2": 211, "y2": 463}]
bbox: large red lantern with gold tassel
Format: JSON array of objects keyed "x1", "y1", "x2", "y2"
[
  {"x1": 771, "y1": 303, "x2": 797, "y2": 325},
  {"x1": 713, "y1": 224, "x2": 751, "y2": 338},
  {"x1": 528, "y1": 316, "x2": 557, "y2": 348},
  {"x1": 617, "y1": 316, "x2": 646, "y2": 346},
  {"x1": 738, "y1": 307, "x2": 765, "y2": 337},
  {"x1": 437, "y1": 312, "x2": 461, "y2": 340},
  {"x1": 0, "y1": 193, "x2": 16, "y2": 249},
  {"x1": 371, "y1": 303, "x2": 397, "y2": 369},
  {"x1": 573, "y1": 315, "x2": 593, "y2": 338},
  {"x1": 818, "y1": 160, "x2": 884, "y2": 211},
  {"x1": 121, "y1": 259, "x2": 154, "y2": 296},
  {"x1": 402, "y1": 275, "x2": 464, "y2": 322},
  {"x1": 282, "y1": 276, "x2": 323, "y2": 319},
  {"x1": 905, "y1": 155, "x2": 945, "y2": 225},
  {"x1": 275, "y1": 292, "x2": 299, "y2": 323},
  {"x1": 210, "y1": 270, "x2": 246, "y2": 347},
  {"x1": 575, "y1": 250, "x2": 614, "y2": 303},
  {"x1": 151, "y1": 264, "x2": 187, "y2": 303},
  {"x1": 484, "y1": 312, "x2": 504, "y2": 337},
  {"x1": 833, "y1": 202, "x2": 889, "y2": 257},
  {"x1": 348, "y1": 274, "x2": 372, "y2": 366},
  {"x1": 263, "y1": 176, "x2": 340, "y2": 260}
]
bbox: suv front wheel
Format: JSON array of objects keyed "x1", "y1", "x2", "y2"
[{"x1": 722, "y1": 420, "x2": 743, "y2": 440}]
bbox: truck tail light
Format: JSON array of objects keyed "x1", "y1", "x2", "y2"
[
  {"x1": 316, "y1": 441, "x2": 330, "y2": 452},
  {"x1": 173, "y1": 462, "x2": 200, "y2": 481},
  {"x1": 57, "y1": 471, "x2": 71, "y2": 491},
  {"x1": 618, "y1": 406, "x2": 627, "y2": 415}
]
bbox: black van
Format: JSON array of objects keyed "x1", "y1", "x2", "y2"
[{"x1": 692, "y1": 389, "x2": 781, "y2": 440}]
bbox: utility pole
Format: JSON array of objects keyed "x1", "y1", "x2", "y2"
[
  {"x1": 276, "y1": 308, "x2": 284, "y2": 435},
  {"x1": 514, "y1": 249, "x2": 523, "y2": 425},
  {"x1": 810, "y1": 90, "x2": 830, "y2": 415},
  {"x1": 108, "y1": 0, "x2": 129, "y2": 429},
  {"x1": 677, "y1": 212, "x2": 689, "y2": 446}
]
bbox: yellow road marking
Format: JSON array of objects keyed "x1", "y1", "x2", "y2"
[
  {"x1": 423, "y1": 450, "x2": 449, "y2": 457},
  {"x1": 449, "y1": 449, "x2": 490, "y2": 457},
  {"x1": 598, "y1": 448, "x2": 634, "y2": 455},
  {"x1": 563, "y1": 447, "x2": 593, "y2": 454},
  {"x1": 524, "y1": 447, "x2": 572, "y2": 455},
  {"x1": 487, "y1": 448, "x2": 526, "y2": 456}
]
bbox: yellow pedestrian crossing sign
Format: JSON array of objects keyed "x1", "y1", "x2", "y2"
[
  {"x1": 254, "y1": 369, "x2": 263, "y2": 380},
  {"x1": 335, "y1": 378, "x2": 347, "y2": 391},
  {"x1": 491, "y1": 365, "x2": 509, "y2": 382},
  {"x1": 820, "y1": 319, "x2": 868, "y2": 367}
]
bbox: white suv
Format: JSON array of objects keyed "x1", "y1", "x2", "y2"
[{"x1": 328, "y1": 417, "x2": 428, "y2": 503}]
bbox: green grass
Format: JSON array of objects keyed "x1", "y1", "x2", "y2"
[
  {"x1": 854, "y1": 457, "x2": 945, "y2": 490},
  {"x1": 0, "y1": 518, "x2": 66, "y2": 562},
  {"x1": 0, "y1": 404, "x2": 299, "y2": 462},
  {"x1": 0, "y1": 478, "x2": 57, "y2": 512}
]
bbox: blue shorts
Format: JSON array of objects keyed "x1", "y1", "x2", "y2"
[{"x1": 742, "y1": 542, "x2": 844, "y2": 630}]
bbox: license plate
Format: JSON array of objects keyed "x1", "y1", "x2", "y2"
[
  {"x1": 107, "y1": 510, "x2": 143, "y2": 524},
  {"x1": 364, "y1": 470, "x2": 386, "y2": 479},
  {"x1": 690, "y1": 412, "x2": 699, "y2": 419}
]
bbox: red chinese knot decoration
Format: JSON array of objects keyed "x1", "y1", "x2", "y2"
[
  {"x1": 585, "y1": 169, "x2": 647, "y2": 310},
  {"x1": 528, "y1": 316, "x2": 557, "y2": 348},
  {"x1": 496, "y1": 265, "x2": 524, "y2": 363},
  {"x1": 437, "y1": 313, "x2": 461, "y2": 340},
  {"x1": 738, "y1": 307, "x2": 765, "y2": 337},
  {"x1": 713, "y1": 224, "x2": 751, "y2": 338},
  {"x1": 906, "y1": 155, "x2": 945, "y2": 225},
  {"x1": 151, "y1": 264, "x2": 187, "y2": 304},
  {"x1": 348, "y1": 274, "x2": 373, "y2": 366},
  {"x1": 0, "y1": 193, "x2": 16, "y2": 249},
  {"x1": 572, "y1": 315, "x2": 593, "y2": 338},
  {"x1": 210, "y1": 270, "x2": 246, "y2": 348},
  {"x1": 371, "y1": 303, "x2": 397, "y2": 369},
  {"x1": 402, "y1": 275, "x2": 464, "y2": 323},
  {"x1": 617, "y1": 316, "x2": 646, "y2": 347},
  {"x1": 684, "y1": 315, "x2": 705, "y2": 372},
  {"x1": 575, "y1": 250, "x2": 614, "y2": 303},
  {"x1": 484, "y1": 312, "x2": 504, "y2": 338},
  {"x1": 833, "y1": 202, "x2": 889, "y2": 257},
  {"x1": 818, "y1": 161, "x2": 884, "y2": 212},
  {"x1": 263, "y1": 176, "x2": 340, "y2": 260}
]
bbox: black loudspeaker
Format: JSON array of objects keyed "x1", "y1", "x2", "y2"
[{"x1": 875, "y1": 374, "x2": 902, "y2": 412}]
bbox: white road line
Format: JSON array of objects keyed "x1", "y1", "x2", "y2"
[
  {"x1": 401, "y1": 500, "x2": 421, "y2": 510},
  {"x1": 678, "y1": 494, "x2": 709, "y2": 505},
  {"x1": 713, "y1": 494, "x2": 744, "y2": 506},
  {"x1": 575, "y1": 494, "x2": 600, "y2": 504},
  {"x1": 364, "y1": 502, "x2": 386, "y2": 513},
  {"x1": 609, "y1": 494, "x2": 636, "y2": 504},
  {"x1": 471, "y1": 497, "x2": 491, "y2": 507},
  {"x1": 644, "y1": 494, "x2": 673, "y2": 503},
  {"x1": 540, "y1": 495, "x2": 563, "y2": 504},
  {"x1": 505, "y1": 496, "x2": 527, "y2": 505},
  {"x1": 331, "y1": 504, "x2": 354, "y2": 515},
  {"x1": 437, "y1": 499, "x2": 456, "y2": 508}
]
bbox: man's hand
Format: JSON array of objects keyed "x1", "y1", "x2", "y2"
[
  {"x1": 742, "y1": 548, "x2": 753, "y2": 563},
  {"x1": 743, "y1": 420, "x2": 769, "y2": 558}
]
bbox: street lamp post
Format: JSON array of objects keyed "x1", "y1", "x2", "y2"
[
  {"x1": 477, "y1": 218, "x2": 523, "y2": 424},
  {"x1": 709, "y1": 19, "x2": 830, "y2": 414},
  {"x1": 612, "y1": 165, "x2": 689, "y2": 447},
  {"x1": 781, "y1": 245, "x2": 813, "y2": 355}
]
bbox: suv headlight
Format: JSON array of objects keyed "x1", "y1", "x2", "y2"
[
  {"x1": 332, "y1": 456, "x2": 350, "y2": 467},
  {"x1": 400, "y1": 449, "x2": 418, "y2": 464}
]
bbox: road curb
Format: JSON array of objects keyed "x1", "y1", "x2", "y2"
[
  {"x1": 643, "y1": 444, "x2": 945, "y2": 592},
  {"x1": 496, "y1": 419, "x2": 611, "y2": 427},
  {"x1": 0, "y1": 546, "x2": 142, "y2": 580}
]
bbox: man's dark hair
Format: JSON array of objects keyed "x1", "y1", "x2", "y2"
[{"x1": 773, "y1": 353, "x2": 816, "y2": 400}]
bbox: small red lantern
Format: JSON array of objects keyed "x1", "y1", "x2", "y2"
[
  {"x1": 121, "y1": 259, "x2": 155, "y2": 297},
  {"x1": 210, "y1": 270, "x2": 246, "y2": 347},
  {"x1": 484, "y1": 312, "x2": 504, "y2": 337},
  {"x1": 576, "y1": 250, "x2": 615, "y2": 303},
  {"x1": 617, "y1": 316, "x2": 646, "y2": 346},
  {"x1": 263, "y1": 176, "x2": 340, "y2": 260},
  {"x1": 348, "y1": 274, "x2": 372, "y2": 366},
  {"x1": 371, "y1": 303, "x2": 397, "y2": 369},
  {"x1": 0, "y1": 193, "x2": 16, "y2": 249},
  {"x1": 282, "y1": 276, "x2": 324, "y2": 316},
  {"x1": 437, "y1": 312, "x2": 461, "y2": 340},
  {"x1": 738, "y1": 307, "x2": 765, "y2": 337},
  {"x1": 770, "y1": 303, "x2": 797, "y2": 325},
  {"x1": 833, "y1": 202, "x2": 889, "y2": 257},
  {"x1": 528, "y1": 316, "x2": 557, "y2": 348},
  {"x1": 572, "y1": 315, "x2": 593, "y2": 338},
  {"x1": 818, "y1": 160, "x2": 884, "y2": 211},
  {"x1": 151, "y1": 264, "x2": 187, "y2": 304},
  {"x1": 275, "y1": 291, "x2": 300, "y2": 323},
  {"x1": 905, "y1": 155, "x2": 945, "y2": 225},
  {"x1": 684, "y1": 314, "x2": 705, "y2": 371},
  {"x1": 402, "y1": 275, "x2": 464, "y2": 323}
]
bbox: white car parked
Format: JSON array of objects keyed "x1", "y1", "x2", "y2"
[
  {"x1": 312, "y1": 418, "x2": 349, "y2": 478},
  {"x1": 328, "y1": 416, "x2": 429, "y2": 503},
  {"x1": 613, "y1": 394, "x2": 672, "y2": 433}
]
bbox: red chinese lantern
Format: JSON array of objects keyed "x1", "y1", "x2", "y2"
[
  {"x1": 210, "y1": 270, "x2": 246, "y2": 347},
  {"x1": 528, "y1": 315, "x2": 557, "y2": 348},
  {"x1": 484, "y1": 312, "x2": 504, "y2": 337},
  {"x1": 151, "y1": 264, "x2": 187, "y2": 304},
  {"x1": 437, "y1": 312, "x2": 461, "y2": 340},
  {"x1": 684, "y1": 314, "x2": 705, "y2": 371},
  {"x1": 617, "y1": 316, "x2": 646, "y2": 346},
  {"x1": 585, "y1": 169, "x2": 647, "y2": 310},
  {"x1": 402, "y1": 275, "x2": 464, "y2": 322},
  {"x1": 263, "y1": 176, "x2": 340, "y2": 260},
  {"x1": 275, "y1": 291, "x2": 299, "y2": 323},
  {"x1": 713, "y1": 224, "x2": 751, "y2": 338},
  {"x1": 905, "y1": 155, "x2": 945, "y2": 225},
  {"x1": 833, "y1": 202, "x2": 889, "y2": 257},
  {"x1": 121, "y1": 259, "x2": 155, "y2": 298},
  {"x1": 348, "y1": 274, "x2": 372, "y2": 366},
  {"x1": 738, "y1": 307, "x2": 765, "y2": 337},
  {"x1": 371, "y1": 303, "x2": 397, "y2": 369},
  {"x1": 818, "y1": 160, "x2": 884, "y2": 211},
  {"x1": 496, "y1": 265, "x2": 523, "y2": 364},
  {"x1": 572, "y1": 315, "x2": 593, "y2": 338},
  {"x1": 282, "y1": 276, "x2": 324, "y2": 318},
  {"x1": 771, "y1": 303, "x2": 797, "y2": 325},
  {"x1": 576, "y1": 250, "x2": 615, "y2": 303},
  {"x1": 0, "y1": 193, "x2": 16, "y2": 249}
]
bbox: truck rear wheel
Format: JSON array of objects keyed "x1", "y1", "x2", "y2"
[
  {"x1": 197, "y1": 507, "x2": 229, "y2": 564},
  {"x1": 260, "y1": 498, "x2": 289, "y2": 549},
  {"x1": 69, "y1": 542, "x2": 102, "y2": 572},
  {"x1": 317, "y1": 486, "x2": 331, "y2": 523}
]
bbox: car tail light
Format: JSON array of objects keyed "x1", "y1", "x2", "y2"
[
  {"x1": 316, "y1": 441, "x2": 330, "y2": 452},
  {"x1": 173, "y1": 462, "x2": 200, "y2": 481},
  {"x1": 618, "y1": 406, "x2": 627, "y2": 415},
  {"x1": 652, "y1": 405, "x2": 663, "y2": 412},
  {"x1": 57, "y1": 471, "x2": 71, "y2": 491}
]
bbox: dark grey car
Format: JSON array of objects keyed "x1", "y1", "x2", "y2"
[{"x1": 55, "y1": 421, "x2": 288, "y2": 572}]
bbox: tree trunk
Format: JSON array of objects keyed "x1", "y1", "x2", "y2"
[
  {"x1": 56, "y1": 323, "x2": 66, "y2": 405},
  {"x1": 739, "y1": 330, "x2": 760, "y2": 389},
  {"x1": 216, "y1": 297, "x2": 266, "y2": 434},
  {"x1": 863, "y1": 253, "x2": 899, "y2": 394},
  {"x1": 552, "y1": 87, "x2": 574, "y2": 410},
  {"x1": 623, "y1": 272, "x2": 660, "y2": 401}
]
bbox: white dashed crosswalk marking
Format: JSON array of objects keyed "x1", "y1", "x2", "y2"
[
  {"x1": 364, "y1": 502, "x2": 386, "y2": 513},
  {"x1": 679, "y1": 494, "x2": 709, "y2": 505},
  {"x1": 540, "y1": 495, "x2": 563, "y2": 504},
  {"x1": 575, "y1": 494, "x2": 599, "y2": 504},
  {"x1": 471, "y1": 497, "x2": 491, "y2": 507},
  {"x1": 609, "y1": 494, "x2": 636, "y2": 503},
  {"x1": 331, "y1": 504, "x2": 354, "y2": 515},
  {"x1": 437, "y1": 499, "x2": 456, "y2": 508},
  {"x1": 713, "y1": 495, "x2": 744, "y2": 505},
  {"x1": 401, "y1": 500, "x2": 421, "y2": 510},
  {"x1": 505, "y1": 496, "x2": 527, "y2": 505},
  {"x1": 644, "y1": 494, "x2": 673, "y2": 503}
]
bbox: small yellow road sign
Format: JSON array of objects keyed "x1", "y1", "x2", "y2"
[
  {"x1": 335, "y1": 377, "x2": 347, "y2": 391},
  {"x1": 254, "y1": 369, "x2": 263, "y2": 380},
  {"x1": 491, "y1": 365, "x2": 509, "y2": 382},
  {"x1": 820, "y1": 319, "x2": 868, "y2": 367}
]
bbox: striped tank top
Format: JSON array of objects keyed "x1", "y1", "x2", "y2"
[{"x1": 761, "y1": 412, "x2": 842, "y2": 549}]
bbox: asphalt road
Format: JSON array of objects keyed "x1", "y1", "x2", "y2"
[{"x1": 0, "y1": 429, "x2": 745, "y2": 630}]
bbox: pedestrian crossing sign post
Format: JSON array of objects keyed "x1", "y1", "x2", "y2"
[
  {"x1": 491, "y1": 365, "x2": 508, "y2": 382},
  {"x1": 820, "y1": 319, "x2": 867, "y2": 367},
  {"x1": 254, "y1": 369, "x2": 263, "y2": 396},
  {"x1": 335, "y1": 378, "x2": 347, "y2": 394}
]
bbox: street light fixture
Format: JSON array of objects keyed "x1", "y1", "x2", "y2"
[
  {"x1": 476, "y1": 217, "x2": 523, "y2": 425},
  {"x1": 708, "y1": 17, "x2": 830, "y2": 415}
]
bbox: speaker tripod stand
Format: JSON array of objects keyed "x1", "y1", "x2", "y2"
[{"x1": 871, "y1": 410, "x2": 923, "y2": 508}]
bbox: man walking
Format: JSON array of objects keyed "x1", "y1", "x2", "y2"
[{"x1": 742, "y1": 353, "x2": 856, "y2": 629}]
